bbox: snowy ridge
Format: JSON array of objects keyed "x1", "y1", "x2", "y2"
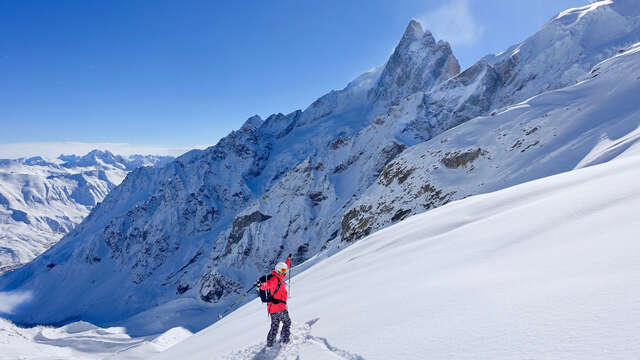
[
  {"x1": 0, "y1": 151, "x2": 172, "y2": 272},
  {"x1": 484, "y1": 0, "x2": 640, "y2": 105},
  {"x1": 1, "y1": 0, "x2": 639, "y2": 340}
]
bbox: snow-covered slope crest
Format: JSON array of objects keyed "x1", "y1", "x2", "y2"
[
  {"x1": 341, "y1": 39, "x2": 640, "y2": 242},
  {"x1": 152, "y1": 154, "x2": 640, "y2": 360},
  {"x1": 0, "y1": 150, "x2": 173, "y2": 273}
]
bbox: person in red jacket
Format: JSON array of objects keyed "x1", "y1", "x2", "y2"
[{"x1": 259, "y1": 254, "x2": 292, "y2": 347}]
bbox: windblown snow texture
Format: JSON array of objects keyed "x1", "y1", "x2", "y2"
[{"x1": 1, "y1": 0, "x2": 639, "y2": 339}]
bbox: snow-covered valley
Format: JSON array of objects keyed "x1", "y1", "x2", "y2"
[{"x1": 0, "y1": 151, "x2": 172, "y2": 273}]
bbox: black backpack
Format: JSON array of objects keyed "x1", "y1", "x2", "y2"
[{"x1": 256, "y1": 274, "x2": 286, "y2": 304}]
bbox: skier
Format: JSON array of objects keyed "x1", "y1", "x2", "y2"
[{"x1": 257, "y1": 254, "x2": 292, "y2": 347}]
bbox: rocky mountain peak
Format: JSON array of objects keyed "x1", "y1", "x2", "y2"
[
  {"x1": 63, "y1": 149, "x2": 125, "y2": 169},
  {"x1": 259, "y1": 113, "x2": 296, "y2": 138},
  {"x1": 400, "y1": 19, "x2": 426, "y2": 43},
  {"x1": 87, "y1": 149, "x2": 115, "y2": 161},
  {"x1": 241, "y1": 115, "x2": 264, "y2": 131},
  {"x1": 368, "y1": 20, "x2": 460, "y2": 104},
  {"x1": 404, "y1": 22, "x2": 437, "y2": 51}
]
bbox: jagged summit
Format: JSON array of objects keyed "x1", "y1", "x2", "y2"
[
  {"x1": 259, "y1": 113, "x2": 296, "y2": 138},
  {"x1": 369, "y1": 20, "x2": 460, "y2": 103},
  {"x1": 399, "y1": 20, "x2": 439, "y2": 51},
  {"x1": 401, "y1": 19, "x2": 426, "y2": 42},
  {"x1": 292, "y1": 20, "x2": 457, "y2": 128},
  {"x1": 77, "y1": 149, "x2": 122, "y2": 167},
  {"x1": 240, "y1": 115, "x2": 263, "y2": 130}
]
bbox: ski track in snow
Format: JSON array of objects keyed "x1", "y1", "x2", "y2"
[{"x1": 222, "y1": 319, "x2": 365, "y2": 360}]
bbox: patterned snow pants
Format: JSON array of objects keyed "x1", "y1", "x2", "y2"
[{"x1": 267, "y1": 309, "x2": 291, "y2": 346}]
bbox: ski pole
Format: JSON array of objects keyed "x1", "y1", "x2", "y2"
[
  {"x1": 218, "y1": 283, "x2": 257, "y2": 319},
  {"x1": 288, "y1": 265, "x2": 291, "y2": 298},
  {"x1": 287, "y1": 254, "x2": 292, "y2": 298}
]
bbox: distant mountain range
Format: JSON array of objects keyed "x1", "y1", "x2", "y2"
[
  {"x1": 1, "y1": 0, "x2": 638, "y2": 337},
  {"x1": 0, "y1": 150, "x2": 173, "y2": 273}
]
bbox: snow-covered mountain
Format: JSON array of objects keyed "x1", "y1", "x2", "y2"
[
  {"x1": 1, "y1": 0, "x2": 639, "y2": 338},
  {"x1": 5, "y1": 151, "x2": 639, "y2": 360},
  {"x1": 0, "y1": 151, "x2": 173, "y2": 273}
]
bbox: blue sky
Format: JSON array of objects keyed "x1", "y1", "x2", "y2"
[{"x1": 0, "y1": 0, "x2": 587, "y2": 157}]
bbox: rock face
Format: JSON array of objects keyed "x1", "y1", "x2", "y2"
[
  {"x1": 0, "y1": 151, "x2": 172, "y2": 273},
  {"x1": 369, "y1": 20, "x2": 461, "y2": 104},
  {"x1": 2, "y1": 1, "x2": 640, "y2": 333}
]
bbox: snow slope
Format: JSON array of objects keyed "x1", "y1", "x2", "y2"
[
  {"x1": 0, "y1": 151, "x2": 172, "y2": 273},
  {"x1": 152, "y1": 153, "x2": 640, "y2": 360}
]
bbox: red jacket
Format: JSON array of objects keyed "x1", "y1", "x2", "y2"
[{"x1": 260, "y1": 258, "x2": 290, "y2": 314}]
